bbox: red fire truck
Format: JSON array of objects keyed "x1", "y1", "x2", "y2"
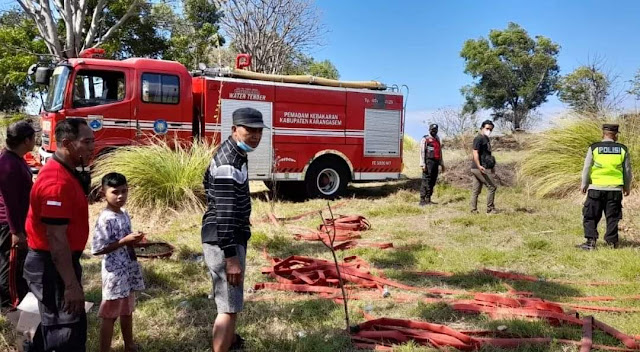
[{"x1": 31, "y1": 52, "x2": 406, "y2": 199}]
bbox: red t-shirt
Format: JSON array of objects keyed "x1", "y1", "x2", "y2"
[{"x1": 25, "y1": 158, "x2": 89, "y2": 252}]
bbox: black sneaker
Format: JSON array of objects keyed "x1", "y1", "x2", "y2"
[
  {"x1": 230, "y1": 334, "x2": 245, "y2": 351},
  {"x1": 419, "y1": 201, "x2": 427, "y2": 207},
  {"x1": 577, "y1": 240, "x2": 596, "y2": 251},
  {"x1": 470, "y1": 209, "x2": 479, "y2": 214}
]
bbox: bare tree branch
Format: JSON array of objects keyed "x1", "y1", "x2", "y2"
[
  {"x1": 92, "y1": 0, "x2": 141, "y2": 48},
  {"x1": 18, "y1": 0, "x2": 143, "y2": 58},
  {"x1": 83, "y1": 0, "x2": 109, "y2": 49},
  {"x1": 220, "y1": 0, "x2": 325, "y2": 73},
  {"x1": 17, "y1": 0, "x2": 61, "y2": 57}
]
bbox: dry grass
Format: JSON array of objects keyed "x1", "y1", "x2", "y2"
[
  {"x1": 2, "y1": 140, "x2": 640, "y2": 351},
  {"x1": 520, "y1": 116, "x2": 640, "y2": 197},
  {"x1": 91, "y1": 139, "x2": 216, "y2": 211}
]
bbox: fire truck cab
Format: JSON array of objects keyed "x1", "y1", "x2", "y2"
[{"x1": 34, "y1": 54, "x2": 406, "y2": 199}]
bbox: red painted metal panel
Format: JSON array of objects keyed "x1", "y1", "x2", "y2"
[{"x1": 275, "y1": 85, "x2": 346, "y2": 105}]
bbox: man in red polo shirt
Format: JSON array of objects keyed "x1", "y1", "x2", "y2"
[{"x1": 24, "y1": 118, "x2": 94, "y2": 352}]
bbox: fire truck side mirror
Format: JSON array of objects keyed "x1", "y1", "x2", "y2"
[{"x1": 35, "y1": 67, "x2": 53, "y2": 85}]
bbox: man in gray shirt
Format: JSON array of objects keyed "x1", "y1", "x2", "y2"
[{"x1": 578, "y1": 123, "x2": 632, "y2": 250}]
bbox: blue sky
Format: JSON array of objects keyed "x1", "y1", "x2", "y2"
[
  {"x1": 3, "y1": 0, "x2": 640, "y2": 138},
  {"x1": 312, "y1": 0, "x2": 640, "y2": 137}
]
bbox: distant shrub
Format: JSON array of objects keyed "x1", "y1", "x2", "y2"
[{"x1": 403, "y1": 134, "x2": 418, "y2": 152}]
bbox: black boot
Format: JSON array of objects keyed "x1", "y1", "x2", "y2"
[{"x1": 577, "y1": 239, "x2": 596, "y2": 251}]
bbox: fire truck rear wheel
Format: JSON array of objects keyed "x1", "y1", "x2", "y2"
[{"x1": 305, "y1": 157, "x2": 349, "y2": 199}]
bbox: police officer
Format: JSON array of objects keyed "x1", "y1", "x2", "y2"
[
  {"x1": 578, "y1": 123, "x2": 632, "y2": 250},
  {"x1": 419, "y1": 124, "x2": 444, "y2": 206}
]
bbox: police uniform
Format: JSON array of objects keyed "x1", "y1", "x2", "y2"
[
  {"x1": 579, "y1": 124, "x2": 633, "y2": 250},
  {"x1": 419, "y1": 124, "x2": 443, "y2": 205}
]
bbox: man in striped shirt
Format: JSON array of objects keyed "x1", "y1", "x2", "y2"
[{"x1": 201, "y1": 107, "x2": 266, "y2": 352}]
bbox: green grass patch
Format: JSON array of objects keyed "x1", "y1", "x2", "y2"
[
  {"x1": 524, "y1": 238, "x2": 551, "y2": 251},
  {"x1": 366, "y1": 203, "x2": 423, "y2": 217}
]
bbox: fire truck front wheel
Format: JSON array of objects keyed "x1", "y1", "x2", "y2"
[{"x1": 305, "y1": 157, "x2": 350, "y2": 199}]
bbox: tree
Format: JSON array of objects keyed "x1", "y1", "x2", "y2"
[
  {"x1": 98, "y1": 0, "x2": 169, "y2": 59},
  {"x1": 430, "y1": 107, "x2": 478, "y2": 138},
  {"x1": 0, "y1": 10, "x2": 47, "y2": 112},
  {"x1": 17, "y1": 0, "x2": 143, "y2": 59},
  {"x1": 220, "y1": 0, "x2": 325, "y2": 74},
  {"x1": 163, "y1": 0, "x2": 225, "y2": 69},
  {"x1": 282, "y1": 53, "x2": 340, "y2": 79},
  {"x1": 628, "y1": 69, "x2": 640, "y2": 101},
  {"x1": 558, "y1": 63, "x2": 610, "y2": 115},
  {"x1": 460, "y1": 22, "x2": 560, "y2": 131},
  {"x1": 307, "y1": 60, "x2": 339, "y2": 80}
]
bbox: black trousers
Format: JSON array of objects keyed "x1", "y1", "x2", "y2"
[
  {"x1": 23, "y1": 250, "x2": 87, "y2": 352},
  {"x1": 583, "y1": 189, "x2": 623, "y2": 244},
  {"x1": 0, "y1": 223, "x2": 28, "y2": 308},
  {"x1": 420, "y1": 159, "x2": 440, "y2": 200}
]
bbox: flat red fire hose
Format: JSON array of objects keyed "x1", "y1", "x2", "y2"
[
  {"x1": 581, "y1": 316, "x2": 593, "y2": 352},
  {"x1": 319, "y1": 215, "x2": 371, "y2": 232},
  {"x1": 293, "y1": 231, "x2": 362, "y2": 243},
  {"x1": 352, "y1": 312, "x2": 640, "y2": 351},
  {"x1": 257, "y1": 253, "x2": 640, "y2": 312},
  {"x1": 482, "y1": 268, "x2": 636, "y2": 286},
  {"x1": 291, "y1": 214, "x2": 393, "y2": 250},
  {"x1": 255, "y1": 251, "x2": 640, "y2": 351},
  {"x1": 331, "y1": 240, "x2": 394, "y2": 251}
]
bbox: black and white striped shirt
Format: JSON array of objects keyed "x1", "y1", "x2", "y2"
[{"x1": 201, "y1": 137, "x2": 252, "y2": 257}]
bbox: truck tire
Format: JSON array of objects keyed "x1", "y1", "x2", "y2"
[{"x1": 304, "y1": 157, "x2": 350, "y2": 199}]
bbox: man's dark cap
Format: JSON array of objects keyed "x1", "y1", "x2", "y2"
[
  {"x1": 429, "y1": 123, "x2": 438, "y2": 131},
  {"x1": 232, "y1": 107, "x2": 269, "y2": 129},
  {"x1": 602, "y1": 124, "x2": 619, "y2": 133}
]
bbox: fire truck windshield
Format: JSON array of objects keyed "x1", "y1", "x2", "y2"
[{"x1": 44, "y1": 66, "x2": 70, "y2": 112}]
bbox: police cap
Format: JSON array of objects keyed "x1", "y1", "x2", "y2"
[{"x1": 602, "y1": 124, "x2": 619, "y2": 133}]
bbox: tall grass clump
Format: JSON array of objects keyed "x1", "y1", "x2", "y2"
[
  {"x1": 0, "y1": 113, "x2": 30, "y2": 127},
  {"x1": 92, "y1": 139, "x2": 215, "y2": 210},
  {"x1": 403, "y1": 134, "x2": 418, "y2": 152},
  {"x1": 520, "y1": 115, "x2": 640, "y2": 197}
]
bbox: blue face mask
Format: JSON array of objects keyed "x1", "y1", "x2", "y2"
[{"x1": 237, "y1": 140, "x2": 255, "y2": 152}]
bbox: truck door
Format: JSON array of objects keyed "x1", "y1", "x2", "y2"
[
  {"x1": 135, "y1": 71, "x2": 192, "y2": 141},
  {"x1": 64, "y1": 68, "x2": 132, "y2": 153}
]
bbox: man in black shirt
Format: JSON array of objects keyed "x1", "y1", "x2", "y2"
[
  {"x1": 201, "y1": 107, "x2": 267, "y2": 352},
  {"x1": 470, "y1": 120, "x2": 497, "y2": 214}
]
